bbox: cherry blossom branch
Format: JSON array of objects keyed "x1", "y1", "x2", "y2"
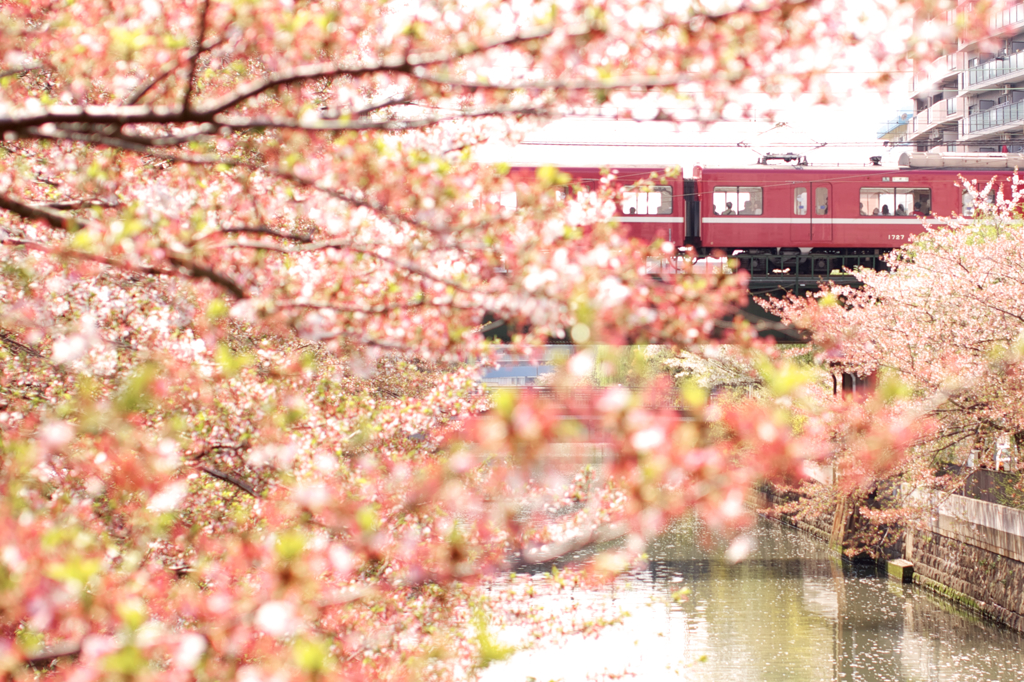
[
  {"x1": 213, "y1": 239, "x2": 473, "y2": 292},
  {"x1": 2, "y1": 235, "x2": 246, "y2": 299},
  {"x1": 194, "y1": 22, "x2": 595, "y2": 115}
]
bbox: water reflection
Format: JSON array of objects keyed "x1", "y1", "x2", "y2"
[{"x1": 483, "y1": 516, "x2": 1024, "y2": 681}]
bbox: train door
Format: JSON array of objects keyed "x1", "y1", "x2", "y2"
[
  {"x1": 791, "y1": 185, "x2": 810, "y2": 242},
  {"x1": 811, "y1": 183, "x2": 833, "y2": 242}
]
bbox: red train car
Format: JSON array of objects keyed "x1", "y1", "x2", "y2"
[
  {"x1": 507, "y1": 165, "x2": 688, "y2": 244},
  {"x1": 511, "y1": 153, "x2": 1024, "y2": 270},
  {"x1": 693, "y1": 152, "x2": 1024, "y2": 258}
]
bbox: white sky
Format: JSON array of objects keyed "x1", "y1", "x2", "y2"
[
  {"x1": 479, "y1": 84, "x2": 911, "y2": 171},
  {"x1": 477, "y1": 67, "x2": 916, "y2": 172}
]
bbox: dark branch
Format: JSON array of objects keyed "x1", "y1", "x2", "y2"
[
  {"x1": 0, "y1": 328, "x2": 43, "y2": 358},
  {"x1": 24, "y1": 643, "x2": 81, "y2": 669},
  {"x1": 199, "y1": 465, "x2": 258, "y2": 497},
  {"x1": 200, "y1": 225, "x2": 313, "y2": 243},
  {"x1": 124, "y1": 37, "x2": 226, "y2": 106},
  {"x1": 182, "y1": 0, "x2": 213, "y2": 109},
  {"x1": 0, "y1": 62, "x2": 43, "y2": 79},
  {"x1": 0, "y1": 192, "x2": 77, "y2": 230},
  {"x1": 31, "y1": 198, "x2": 119, "y2": 210},
  {"x1": 166, "y1": 255, "x2": 247, "y2": 299}
]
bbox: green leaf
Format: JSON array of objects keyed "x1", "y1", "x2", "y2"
[
  {"x1": 103, "y1": 646, "x2": 147, "y2": 675},
  {"x1": 472, "y1": 609, "x2": 516, "y2": 669},
  {"x1": 215, "y1": 344, "x2": 255, "y2": 378},
  {"x1": 292, "y1": 636, "x2": 333, "y2": 672},
  {"x1": 45, "y1": 557, "x2": 102, "y2": 588},
  {"x1": 535, "y1": 165, "x2": 571, "y2": 188},
  {"x1": 275, "y1": 530, "x2": 307, "y2": 562},
  {"x1": 492, "y1": 389, "x2": 517, "y2": 419},
  {"x1": 356, "y1": 505, "x2": 379, "y2": 533},
  {"x1": 116, "y1": 597, "x2": 147, "y2": 631},
  {"x1": 115, "y1": 362, "x2": 160, "y2": 414},
  {"x1": 206, "y1": 298, "x2": 230, "y2": 321}
]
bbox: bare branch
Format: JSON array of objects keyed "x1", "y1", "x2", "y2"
[
  {"x1": 195, "y1": 23, "x2": 588, "y2": 115},
  {"x1": 2, "y1": 236, "x2": 247, "y2": 301},
  {"x1": 124, "y1": 37, "x2": 226, "y2": 106},
  {"x1": 0, "y1": 192, "x2": 77, "y2": 230},
  {"x1": 198, "y1": 465, "x2": 258, "y2": 497},
  {"x1": 515, "y1": 521, "x2": 629, "y2": 566},
  {"x1": 208, "y1": 239, "x2": 471, "y2": 292},
  {"x1": 24, "y1": 643, "x2": 81, "y2": 669},
  {"x1": 31, "y1": 198, "x2": 120, "y2": 210},
  {"x1": 182, "y1": 0, "x2": 213, "y2": 109},
  {"x1": 0, "y1": 328, "x2": 43, "y2": 358},
  {"x1": 166, "y1": 255, "x2": 247, "y2": 299},
  {"x1": 414, "y1": 73, "x2": 691, "y2": 93},
  {"x1": 197, "y1": 225, "x2": 313, "y2": 243},
  {"x1": 0, "y1": 62, "x2": 43, "y2": 79}
]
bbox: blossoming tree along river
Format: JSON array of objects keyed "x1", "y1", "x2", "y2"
[
  {"x1": 765, "y1": 180, "x2": 1024, "y2": 523},
  {"x1": 0, "y1": 0, "x2": 992, "y2": 680}
]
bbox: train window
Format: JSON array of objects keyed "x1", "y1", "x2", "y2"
[
  {"x1": 860, "y1": 188, "x2": 892, "y2": 215},
  {"x1": 962, "y1": 187, "x2": 995, "y2": 216},
  {"x1": 860, "y1": 188, "x2": 930, "y2": 216},
  {"x1": 621, "y1": 185, "x2": 673, "y2": 215},
  {"x1": 713, "y1": 186, "x2": 762, "y2": 215},
  {"x1": 896, "y1": 188, "x2": 931, "y2": 216},
  {"x1": 794, "y1": 187, "x2": 807, "y2": 216},
  {"x1": 815, "y1": 187, "x2": 828, "y2": 216}
]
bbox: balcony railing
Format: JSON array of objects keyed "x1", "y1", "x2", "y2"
[
  {"x1": 966, "y1": 51, "x2": 1024, "y2": 87},
  {"x1": 991, "y1": 2, "x2": 1024, "y2": 30},
  {"x1": 908, "y1": 99, "x2": 953, "y2": 136},
  {"x1": 964, "y1": 100, "x2": 1024, "y2": 134}
]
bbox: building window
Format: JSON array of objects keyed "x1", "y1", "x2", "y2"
[
  {"x1": 860, "y1": 188, "x2": 931, "y2": 216},
  {"x1": 712, "y1": 186, "x2": 762, "y2": 215},
  {"x1": 794, "y1": 187, "x2": 807, "y2": 216},
  {"x1": 621, "y1": 185, "x2": 673, "y2": 215}
]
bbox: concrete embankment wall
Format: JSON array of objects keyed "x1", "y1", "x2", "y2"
[
  {"x1": 906, "y1": 491, "x2": 1024, "y2": 631},
  {"x1": 756, "y1": 483, "x2": 1024, "y2": 632},
  {"x1": 751, "y1": 484, "x2": 836, "y2": 544}
]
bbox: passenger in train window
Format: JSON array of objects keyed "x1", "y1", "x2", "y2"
[
  {"x1": 913, "y1": 201, "x2": 923, "y2": 216},
  {"x1": 895, "y1": 204, "x2": 906, "y2": 215},
  {"x1": 740, "y1": 200, "x2": 752, "y2": 214},
  {"x1": 860, "y1": 202, "x2": 865, "y2": 215},
  {"x1": 872, "y1": 208, "x2": 880, "y2": 215},
  {"x1": 722, "y1": 202, "x2": 735, "y2": 215},
  {"x1": 881, "y1": 205, "x2": 891, "y2": 215}
]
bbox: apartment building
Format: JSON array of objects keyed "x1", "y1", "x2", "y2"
[{"x1": 881, "y1": 3, "x2": 1024, "y2": 152}]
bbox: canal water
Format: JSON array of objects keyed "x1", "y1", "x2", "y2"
[{"x1": 482, "y1": 516, "x2": 1024, "y2": 681}]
